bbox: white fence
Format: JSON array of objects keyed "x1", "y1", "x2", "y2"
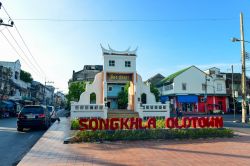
[
  {"x1": 71, "y1": 102, "x2": 170, "y2": 119},
  {"x1": 71, "y1": 103, "x2": 107, "y2": 119},
  {"x1": 137, "y1": 103, "x2": 170, "y2": 119}
]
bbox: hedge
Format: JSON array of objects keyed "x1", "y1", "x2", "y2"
[{"x1": 72, "y1": 128, "x2": 234, "y2": 143}]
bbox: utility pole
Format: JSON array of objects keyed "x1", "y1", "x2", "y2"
[
  {"x1": 43, "y1": 80, "x2": 54, "y2": 106},
  {"x1": 0, "y1": 2, "x2": 14, "y2": 27},
  {"x1": 240, "y1": 12, "x2": 247, "y2": 123},
  {"x1": 205, "y1": 75, "x2": 208, "y2": 114},
  {"x1": 231, "y1": 65, "x2": 236, "y2": 121}
]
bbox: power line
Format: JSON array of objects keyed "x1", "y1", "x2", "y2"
[
  {"x1": 1, "y1": 2, "x2": 46, "y2": 80},
  {"x1": 10, "y1": 17, "x2": 238, "y2": 22},
  {"x1": 0, "y1": 26, "x2": 7, "y2": 32},
  {"x1": 0, "y1": 3, "x2": 14, "y2": 27},
  {"x1": 0, "y1": 30, "x2": 41, "y2": 78},
  {"x1": 13, "y1": 25, "x2": 46, "y2": 77},
  {"x1": 1, "y1": 4, "x2": 11, "y2": 20},
  {"x1": 5, "y1": 27, "x2": 42, "y2": 76}
]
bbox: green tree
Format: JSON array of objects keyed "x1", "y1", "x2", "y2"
[
  {"x1": 150, "y1": 84, "x2": 160, "y2": 102},
  {"x1": 117, "y1": 82, "x2": 130, "y2": 109},
  {"x1": 66, "y1": 81, "x2": 86, "y2": 108},
  {"x1": 20, "y1": 70, "x2": 33, "y2": 83}
]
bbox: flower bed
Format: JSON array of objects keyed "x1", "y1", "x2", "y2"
[{"x1": 72, "y1": 128, "x2": 233, "y2": 143}]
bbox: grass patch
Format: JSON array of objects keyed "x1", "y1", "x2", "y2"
[{"x1": 72, "y1": 128, "x2": 234, "y2": 143}]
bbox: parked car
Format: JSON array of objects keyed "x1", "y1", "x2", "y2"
[
  {"x1": 47, "y1": 106, "x2": 60, "y2": 122},
  {"x1": 17, "y1": 105, "x2": 51, "y2": 131}
]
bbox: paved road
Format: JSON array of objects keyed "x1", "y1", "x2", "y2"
[{"x1": 0, "y1": 117, "x2": 46, "y2": 166}]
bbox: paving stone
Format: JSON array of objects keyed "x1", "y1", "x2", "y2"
[{"x1": 18, "y1": 117, "x2": 250, "y2": 166}]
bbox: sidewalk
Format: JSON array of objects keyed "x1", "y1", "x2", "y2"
[{"x1": 18, "y1": 117, "x2": 250, "y2": 166}]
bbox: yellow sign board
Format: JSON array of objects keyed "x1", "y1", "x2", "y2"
[{"x1": 107, "y1": 73, "x2": 132, "y2": 81}]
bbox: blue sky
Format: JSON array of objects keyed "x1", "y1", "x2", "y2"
[{"x1": 1, "y1": 0, "x2": 250, "y2": 93}]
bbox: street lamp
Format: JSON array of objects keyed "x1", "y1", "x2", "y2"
[
  {"x1": 232, "y1": 37, "x2": 250, "y2": 43},
  {"x1": 231, "y1": 12, "x2": 249, "y2": 123}
]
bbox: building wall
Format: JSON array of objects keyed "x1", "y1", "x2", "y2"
[
  {"x1": 69, "y1": 65, "x2": 103, "y2": 86},
  {"x1": 71, "y1": 46, "x2": 169, "y2": 119},
  {"x1": 104, "y1": 55, "x2": 136, "y2": 73},
  {"x1": 162, "y1": 66, "x2": 226, "y2": 96},
  {"x1": 78, "y1": 72, "x2": 103, "y2": 104},
  {"x1": 74, "y1": 69, "x2": 102, "y2": 81},
  {"x1": 136, "y1": 74, "x2": 157, "y2": 104},
  {"x1": 0, "y1": 60, "x2": 32, "y2": 100},
  {"x1": 75, "y1": 69, "x2": 157, "y2": 110},
  {"x1": 0, "y1": 60, "x2": 21, "y2": 81},
  {"x1": 197, "y1": 96, "x2": 227, "y2": 112},
  {"x1": 160, "y1": 66, "x2": 228, "y2": 113},
  {"x1": 107, "y1": 84, "x2": 124, "y2": 97},
  {"x1": 173, "y1": 66, "x2": 206, "y2": 94}
]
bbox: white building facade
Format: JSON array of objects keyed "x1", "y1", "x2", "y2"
[
  {"x1": 71, "y1": 45, "x2": 170, "y2": 119},
  {"x1": 0, "y1": 60, "x2": 31, "y2": 100},
  {"x1": 159, "y1": 66, "x2": 228, "y2": 113}
]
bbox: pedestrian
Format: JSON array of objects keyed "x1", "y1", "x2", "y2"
[
  {"x1": 176, "y1": 106, "x2": 179, "y2": 118},
  {"x1": 179, "y1": 109, "x2": 183, "y2": 119}
]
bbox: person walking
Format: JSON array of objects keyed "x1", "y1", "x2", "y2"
[{"x1": 176, "y1": 105, "x2": 179, "y2": 118}]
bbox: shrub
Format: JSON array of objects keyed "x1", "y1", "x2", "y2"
[
  {"x1": 73, "y1": 128, "x2": 234, "y2": 143},
  {"x1": 156, "y1": 119, "x2": 165, "y2": 128},
  {"x1": 71, "y1": 119, "x2": 80, "y2": 130}
]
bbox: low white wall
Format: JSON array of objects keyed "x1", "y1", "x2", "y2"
[
  {"x1": 70, "y1": 103, "x2": 107, "y2": 119},
  {"x1": 137, "y1": 102, "x2": 170, "y2": 119}
]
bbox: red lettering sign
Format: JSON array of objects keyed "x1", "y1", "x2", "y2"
[
  {"x1": 120, "y1": 118, "x2": 129, "y2": 130},
  {"x1": 79, "y1": 116, "x2": 223, "y2": 131},
  {"x1": 166, "y1": 118, "x2": 174, "y2": 128},
  {"x1": 147, "y1": 118, "x2": 156, "y2": 129},
  {"x1": 182, "y1": 117, "x2": 191, "y2": 128},
  {"x1": 79, "y1": 118, "x2": 156, "y2": 131},
  {"x1": 79, "y1": 118, "x2": 89, "y2": 130},
  {"x1": 165, "y1": 116, "x2": 223, "y2": 129}
]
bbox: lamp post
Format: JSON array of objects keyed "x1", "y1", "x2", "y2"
[{"x1": 231, "y1": 12, "x2": 249, "y2": 123}]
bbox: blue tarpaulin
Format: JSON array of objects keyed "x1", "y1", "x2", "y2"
[
  {"x1": 177, "y1": 95, "x2": 198, "y2": 103},
  {"x1": 160, "y1": 96, "x2": 169, "y2": 103},
  {"x1": 0, "y1": 101, "x2": 14, "y2": 108}
]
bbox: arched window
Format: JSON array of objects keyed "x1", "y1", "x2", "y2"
[
  {"x1": 90, "y1": 93, "x2": 96, "y2": 104},
  {"x1": 141, "y1": 93, "x2": 147, "y2": 104}
]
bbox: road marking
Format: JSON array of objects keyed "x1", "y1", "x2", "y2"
[{"x1": 0, "y1": 127, "x2": 17, "y2": 131}]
